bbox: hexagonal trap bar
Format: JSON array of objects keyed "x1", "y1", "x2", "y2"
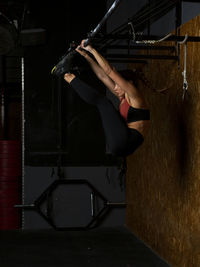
[{"x1": 15, "y1": 179, "x2": 126, "y2": 230}]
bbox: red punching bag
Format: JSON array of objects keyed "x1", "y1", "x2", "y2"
[{"x1": 0, "y1": 140, "x2": 21, "y2": 230}]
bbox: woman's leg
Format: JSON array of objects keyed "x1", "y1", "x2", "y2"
[{"x1": 69, "y1": 77, "x2": 129, "y2": 155}]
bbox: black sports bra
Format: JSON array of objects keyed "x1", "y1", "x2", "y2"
[{"x1": 119, "y1": 98, "x2": 150, "y2": 123}]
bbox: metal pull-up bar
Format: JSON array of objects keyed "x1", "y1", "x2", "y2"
[{"x1": 83, "y1": 0, "x2": 123, "y2": 47}]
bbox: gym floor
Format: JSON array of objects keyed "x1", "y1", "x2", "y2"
[{"x1": 0, "y1": 226, "x2": 170, "y2": 267}]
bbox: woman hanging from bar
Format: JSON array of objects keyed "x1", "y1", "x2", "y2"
[{"x1": 63, "y1": 40, "x2": 150, "y2": 157}]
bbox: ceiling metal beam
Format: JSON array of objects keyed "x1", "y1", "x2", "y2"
[
  {"x1": 103, "y1": 45, "x2": 176, "y2": 51},
  {"x1": 95, "y1": 34, "x2": 200, "y2": 42},
  {"x1": 106, "y1": 54, "x2": 178, "y2": 60}
]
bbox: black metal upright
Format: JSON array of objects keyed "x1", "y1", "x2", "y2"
[
  {"x1": 175, "y1": 0, "x2": 182, "y2": 67},
  {"x1": 84, "y1": 0, "x2": 123, "y2": 47},
  {"x1": 0, "y1": 55, "x2": 7, "y2": 139}
]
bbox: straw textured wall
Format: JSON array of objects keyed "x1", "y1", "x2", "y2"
[{"x1": 126, "y1": 14, "x2": 200, "y2": 267}]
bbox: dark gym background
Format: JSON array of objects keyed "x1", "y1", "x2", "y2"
[
  {"x1": 24, "y1": 1, "x2": 108, "y2": 166},
  {"x1": 1, "y1": 1, "x2": 200, "y2": 266},
  {"x1": 21, "y1": 0, "x2": 126, "y2": 229}
]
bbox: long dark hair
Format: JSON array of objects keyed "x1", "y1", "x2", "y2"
[{"x1": 118, "y1": 69, "x2": 153, "y2": 90}]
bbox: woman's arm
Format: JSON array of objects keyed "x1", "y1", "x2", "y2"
[
  {"x1": 80, "y1": 40, "x2": 142, "y2": 100},
  {"x1": 76, "y1": 46, "x2": 121, "y2": 98}
]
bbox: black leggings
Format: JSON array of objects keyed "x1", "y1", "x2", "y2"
[{"x1": 70, "y1": 77, "x2": 144, "y2": 157}]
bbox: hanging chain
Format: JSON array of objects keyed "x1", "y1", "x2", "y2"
[
  {"x1": 135, "y1": 33, "x2": 172, "y2": 44},
  {"x1": 128, "y1": 22, "x2": 136, "y2": 42},
  {"x1": 179, "y1": 34, "x2": 188, "y2": 101}
]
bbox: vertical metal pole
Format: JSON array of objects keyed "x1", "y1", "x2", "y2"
[
  {"x1": 0, "y1": 55, "x2": 7, "y2": 139},
  {"x1": 147, "y1": 0, "x2": 151, "y2": 36},
  {"x1": 0, "y1": 56, "x2": 5, "y2": 139},
  {"x1": 147, "y1": 0, "x2": 151, "y2": 60},
  {"x1": 21, "y1": 57, "x2": 25, "y2": 229},
  {"x1": 175, "y1": 0, "x2": 182, "y2": 68},
  {"x1": 56, "y1": 78, "x2": 63, "y2": 177}
]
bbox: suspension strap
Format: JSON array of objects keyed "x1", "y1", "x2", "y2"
[{"x1": 84, "y1": 0, "x2": 123, "y2": 47}]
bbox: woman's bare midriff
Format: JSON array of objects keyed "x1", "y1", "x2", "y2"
[
  {"x1": 128, "y1": 120, "x2": 150, "y2": 137},
  {"x1": 124, "y1": 94, "x2": 150, "y2": 137}
]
